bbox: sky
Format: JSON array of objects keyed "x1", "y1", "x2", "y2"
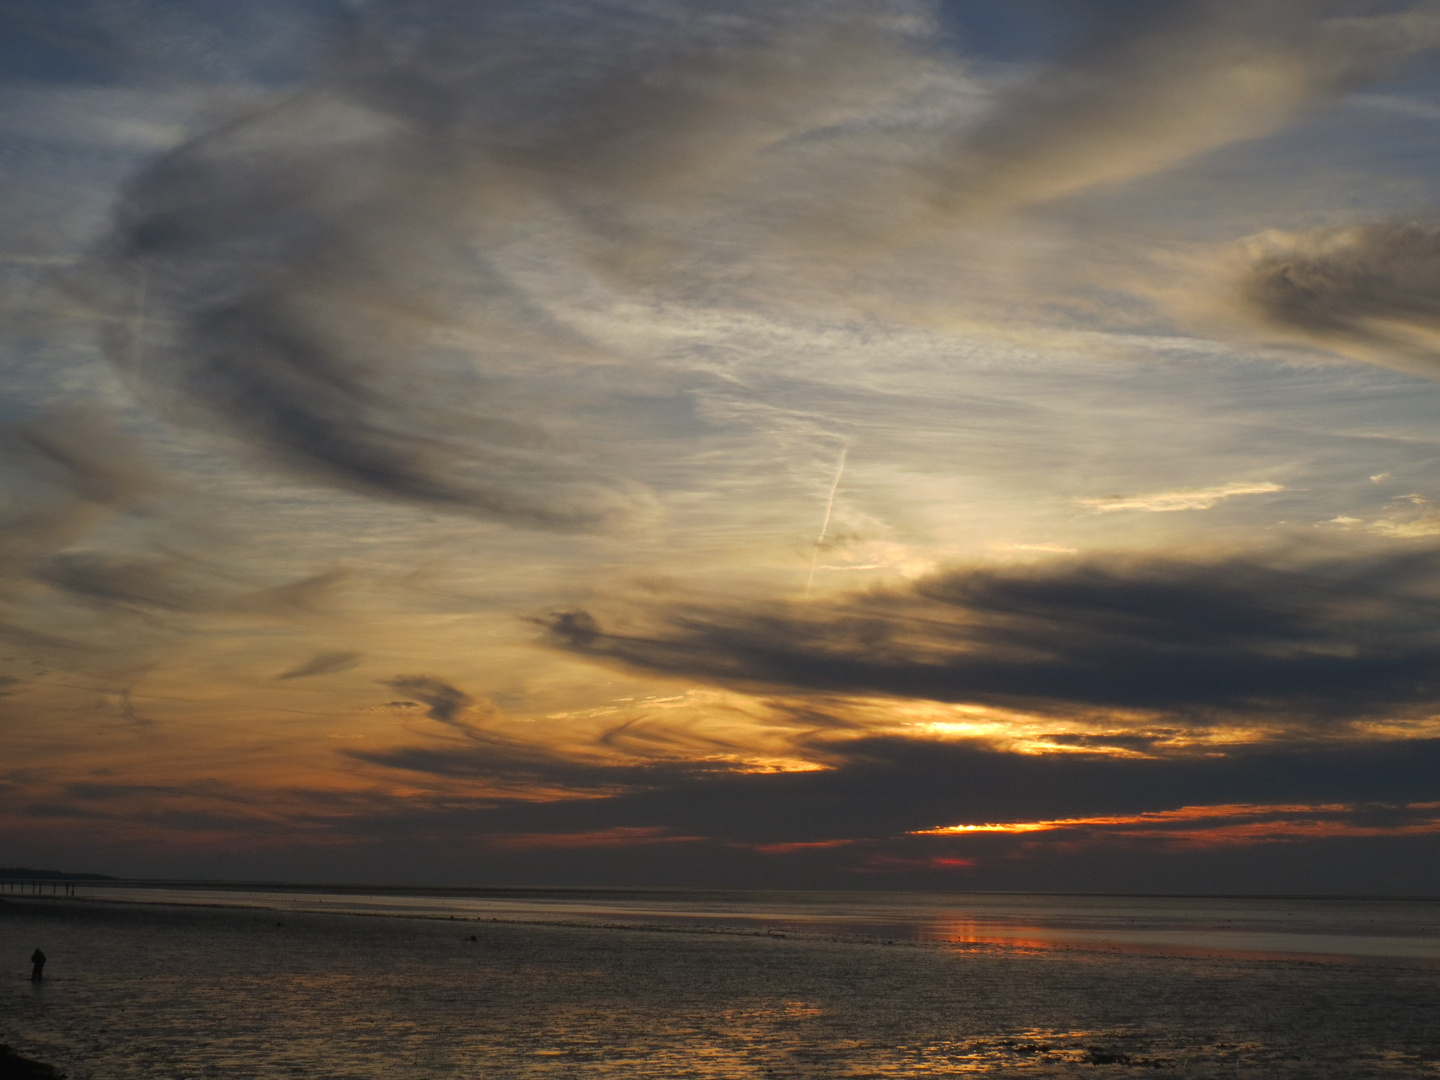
[{"x1": 5, "y1": 0, "x2": 1440, "y2": 892}]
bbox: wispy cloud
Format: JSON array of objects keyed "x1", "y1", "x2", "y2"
[
  {"x1": 277, "y1": 651, "x2": 363, "y2": 681},
  {"x1": 1077, "y1": 481, "x2": 1283, "y2": 513},
  {"x1": 479, "y1": 827, "x2": 704, "y2": 851},
  {"x1": 78, "y1": 0, "x2": 1440, "y2": 533},
  {"x1": 85, "y1": 0, "x2": 925, "y2": 531},
  {"x1": 9, "y1": 1, "x2": 1440, "y2": 887},
  {"x1": 914, "y1": 800, "x2": 1440, "y2": 851},
  {"x1": 379, "y1": 676, "x2": 477, "y2": 728},
  {"x1": 1323, "y1": 495, "x2": 1440, "y2": 538},
  {"x1": 906, "y1": 0, "x2": 1440, "y2": 230}
]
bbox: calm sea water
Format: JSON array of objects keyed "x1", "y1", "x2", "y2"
[{"x1": 1, "y1": 888, "x2": 1438, "y2": 1078}]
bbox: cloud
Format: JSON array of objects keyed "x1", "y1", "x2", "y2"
[
  {"x1": 1236, "y1": 221, "x2": 1440, "y2": 375},
  {"x1": 0, "y1": 408, "x2": 163, "y2": 615},
  {"x1": 0, "y1": 412, "x2": 357, "y2": 636},
  {"x1": 340, "y1": 731, "x2": 1440, "y2": 886},
  {"x1": 0, "y1": 409, "x2": 370, "y2": 687},
  {"x1": 230, "y1": 570, "x2": 350, "y2": 618},
  {"x1": 0, "y1": 405, "x2": 159, "y2": 509},
  {"x1": 1324, "y1": 495, "x2": 1440, "y2": 539},
  {"x1": 1077, "y1": 481, "x2": 1283, "y2": 513},
  {"x1": 379, "y1": 675, "x2": 476, "y2": 727},
  {"x1": 918, "y1": 0, "x2": 1440, "y2": 221},
  {"x1": 913, "y1": 799, "x2": 1440, "y2": 850},
  {"x1": 478, "y1": 826, "x2": 703, "y2": 851},
  {"x1": 78, "y1": 0, "x2": 1440, "y2": 534},
  {"x1": 8, "y1": 2, "x2": 1440, "y2": 891},
  {"x1": 347, "y1": 719, "x2": 734, "y2": 796},
  {"x1": 541, "y1": 545, "x2": 1440, "y2": 723},
  {"x1": 341, "y1": 715, "x2": 1440, "y2": 833},
  {"x1": 84, "y1": 0, "x2": 930, "y2": 530},
  {"x1": 277, "y1": 650, "x2": 363, "y2": 680},
  {"x1": 10, "y1": 721, "x2": 1440, "y2": 887},
  {"x1": 33, "y1": 552, "x2": 200, "y2": 613}
]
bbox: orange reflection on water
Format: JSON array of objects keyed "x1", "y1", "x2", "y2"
[{"x1": 918, "y1": 917, "x2": 1058, "y2": 952}]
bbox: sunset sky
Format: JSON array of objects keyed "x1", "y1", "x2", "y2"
[{"x1": 5, "y1": 0, "x2": 1440, "y2": 891}]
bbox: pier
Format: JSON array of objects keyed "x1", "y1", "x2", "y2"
[{"x1": 0, "y1": 878, "x2": 79, "y2": 897}]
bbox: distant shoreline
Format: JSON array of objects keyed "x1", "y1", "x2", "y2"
[
  {"x1": 7, "y1": 891, "x2": 1440, "y2": 971},
  {"x1": 0, "y1": 868, "x2": 116, "y2": 882},
  {"x1": 9, "y1": 879, "x2": 1440, "y2": 902},
  {"x1": 4, "y1": 892, "x2": 925, "y2": 945}
]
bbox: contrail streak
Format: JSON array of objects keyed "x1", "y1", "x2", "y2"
[{"x1": 805, "y1": 444, "x2": 848, "y2": 597}]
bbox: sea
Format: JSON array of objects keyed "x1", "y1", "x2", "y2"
[{"x1": 1, "y1": 885, "x2": 1438, "y2": 1078}]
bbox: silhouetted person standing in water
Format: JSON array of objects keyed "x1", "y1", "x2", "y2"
[{"x1": 30, "y1": 948, "x2": 45, "y2": 982}]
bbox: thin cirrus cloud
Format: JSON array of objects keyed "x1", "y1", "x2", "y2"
[
  {"x1": 1076, "y1": 481, "x2": 1284, "y2": 513},
  {"x1": 84, "y1": 0, "x2": 925, "y2": 531},
  {"x1": 914, "y1": 0, "x2": 1440, "y2": 222},
  {"x1": 77, "y1": 0, "x2": 1440, "y2": 534},
  {"x1": 0, "y1": 407, "x2": 163, "y2": 646},
  {"x1": 277, "y1": 651, "x2": 363, "y2": 681}
]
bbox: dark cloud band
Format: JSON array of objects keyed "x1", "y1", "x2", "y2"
[{"x1": 542, "y1": 546, "x2": 1440, "y2": 722}]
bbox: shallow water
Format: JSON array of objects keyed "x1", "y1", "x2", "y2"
[
  {"x1": 52, "y1": 885, "x2": 1440, "y2": 963},
  {"x1": 2, "y1": 892, "x2": 1439, "y2": 1078}
]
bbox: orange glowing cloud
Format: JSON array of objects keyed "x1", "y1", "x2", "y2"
[
  {"x1": 748, "y1": 840, "x2": 857, "y2": 855},
  {"x1": 912, "y1": 802, "x2": 1440, "y2": 850},
  {"x1": 853, "y1": 854, "x2": 977, "y2": 873},
  {"x1": 480, "y1": 827, "x2": 706, "y2": 851}
]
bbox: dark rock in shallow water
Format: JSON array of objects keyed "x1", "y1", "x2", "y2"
[{"x1": 0, "y1": 1042, "x2": 65, "y2": 1079}]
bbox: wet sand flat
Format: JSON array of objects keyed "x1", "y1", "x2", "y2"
[{"x1": 2, "y1": 896, "x2": 1439, "y2": 1078}]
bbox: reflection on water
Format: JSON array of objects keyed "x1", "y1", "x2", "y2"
[
  {"x1": 65, "y1": 885, "x2": 1440, "y2": 963},
  {"x1": 0, "y1": 893, "x2": 1437, "y2": 1078},
  {"x1": 921, "y1": 919, "x2": 1059, "y2": 953}
]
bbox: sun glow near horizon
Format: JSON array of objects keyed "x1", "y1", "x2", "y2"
[{"x1": 2, "y1": 0, "x2": 1440, "y2": 890}]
